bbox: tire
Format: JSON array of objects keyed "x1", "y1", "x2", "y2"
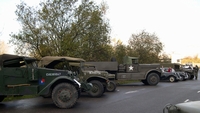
[
  {"x1": 146, "y1": 73, "x2": 159, "y2": 86},
  {"x1": 187, "y1": 73, "x2": 191, "y2": 79},
  {"x1": 0, "y1": 96, "x2": 5, "y2": 102},
  {"x1": 88, "y1": 80, "x2": 104, "y2": 97},
  {"x1": 190, "y1": 75, "x2": 194, "y2": 80},
  {"x1": 187, "y1": 72, "x2": 193, "y2": 79},
  {"x1": 169, "y1": 76, "x2": 175, "y2": 82},
  {"x1": 106, "y1": 81, "x2": 116, "y2": 92},
  {"x1": 52, "y1": 83, "x2": 78, "y2": 109}
]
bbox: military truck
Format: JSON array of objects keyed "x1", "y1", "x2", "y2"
[
  {"x1": 39, "y1": 56, "x2": 114, "y2": 97},
  {"x1": 87, "y1": 56, "x2": 162, "y2": 86},
  {"x1": 0, "y1": 54, "x2": 83, "y2": 109},
  {"x1": 69, "y1": 62, "x2": 116, "y2": 92}
]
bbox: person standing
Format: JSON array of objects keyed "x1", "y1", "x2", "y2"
[{"x1": 194, "y1": 65, "x2": 199, "y2": 80}]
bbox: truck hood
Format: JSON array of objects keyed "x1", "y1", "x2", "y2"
[
  {"x1": 82, "y1": 70, "x2": 108, "y2": 75},
  {"x1": 176, "y1": 101, "x2": 200, "y2": 113},
  {"x1": 165, "y1": 101, "x2": 200, "y2": 113},
  {"x1": 38, "y1": 67, "x2": 77, "y2": 76}
]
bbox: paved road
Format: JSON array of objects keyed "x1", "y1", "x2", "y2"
[{"x1": 1, "y1": 79, "x2": 200, "y2": 113}]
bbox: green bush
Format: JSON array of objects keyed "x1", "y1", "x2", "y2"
[{"x1": 3, "y1": 95, "x2": 38, "y2": 102}]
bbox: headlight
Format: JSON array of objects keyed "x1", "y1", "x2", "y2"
[{"x1": 163, "y1": 104, "x2": 179, "y2": 113}]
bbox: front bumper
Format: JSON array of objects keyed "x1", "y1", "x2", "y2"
[{"x1": 81, "y1": 82, "x2": 93, "y2": 91}]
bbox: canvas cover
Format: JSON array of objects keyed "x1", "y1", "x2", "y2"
[{"x1": 39, "y1": 56, "x2": 85, "y2": 67}]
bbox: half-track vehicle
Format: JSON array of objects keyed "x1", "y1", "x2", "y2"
[
  {"x1": 39, "y1": 56, "x2": 113, "y2": 97},
  {"x1": 87, "y1": 56, "x2": 162, "y2": 86},
  {"x1": 0, "y1": 54, "x2": 81, "y2": 109}
]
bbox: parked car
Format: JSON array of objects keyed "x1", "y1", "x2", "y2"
[
  {"x1": 161, "y1": 63, "x2": 193, "y2": 80},
  {"x1": 176, "y1": 71, "x2": 189, "y2": 81},
  {"x1": 181, "y1": 64, "x2": 195, "y2": 80},
  {"x1": 160, "y1": 67, "x2": 182, "y2": 82}
]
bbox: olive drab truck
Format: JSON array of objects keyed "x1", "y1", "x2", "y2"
[
  {"x1": 69, "y1": 62, "x2": 116, "y2": 92},
  {"x1": 87, "y1": 56, "x2": 162, "y2": 85},
  {"x1": 0, "y1": 54, "x2": 81, "y2": 109},
  {"x1": 39, "y1": 56, "x2": 114, "y2": 98}
]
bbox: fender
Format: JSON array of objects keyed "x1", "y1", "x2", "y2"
[
  {"x1": 38, "y1": 76, "x2": 80, "y2": 95},
  {"x1": 87, "y1": 76, "x2": 109, "y2": 81},
  {"x1": 144, "y1": 69, "x2": 161, "y2": 78},
  {"x1": 86, "y1": 76, "x2": 110, "y2": 87}
]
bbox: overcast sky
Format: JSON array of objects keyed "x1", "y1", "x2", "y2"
[{"x1": 1, "y1": 0, "x2": 200, "y2": 58}]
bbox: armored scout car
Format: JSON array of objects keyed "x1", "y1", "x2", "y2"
[
  {"x1": 39, "y1": 56, "x2": 114, "y2": 97},
  {"x1": 0, "y1": 54, "x2": 81, "y2": 109}
]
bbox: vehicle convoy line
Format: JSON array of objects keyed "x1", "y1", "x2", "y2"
[{"x1": 0, "y1": 54, "x2": 199, "y2": 112}]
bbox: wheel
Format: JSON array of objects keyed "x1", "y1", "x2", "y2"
[
  {"x1": 106, "y1": 81, "x2": 116, "y2": 92},
  {"x1": 169, "y1": 76, "x2": 175, "y2": 82},
  {"x1": 141, "y1": 80, "x2": 149, "y2": 85},
  {"x1": 187, "y1": 72, "x2": 194, "y2": 80},
  {"x1": 52, "y1": 83, "x2": 78, "y2": 109},
  {"x1": 88, "y1": 80, "x2": 104, "y2": 97},
  {"x1": 190, "y1": 75, "x2": 194, "y2": 80},
  {"x1": 146, "y1": 73, "x2": 159, "y2": 85},
  {"x1": 0, "y1": 96, "x2": 5, "y2": 102}
]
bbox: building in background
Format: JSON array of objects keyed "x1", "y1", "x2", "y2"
[{"x1": 171, "y1": 52, "x2": 182, "y2": 64}]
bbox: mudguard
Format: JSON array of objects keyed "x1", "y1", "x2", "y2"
[
  {"x1": 87, "y1": 76, "x2": 110, "y2": 86},
  {"x1": 144, "y1": 69, "x2": 161, "y2": 78},
  {"x1": 38, "y1": 76, "x2": 80, "y2": 95}
]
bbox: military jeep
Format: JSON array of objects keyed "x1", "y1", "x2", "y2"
[
  {"x1": 69, "y1": 62, "x2": 116, "y2": 92},
  {"x1": 0, "y1": 54, "x2": 81, "y2": 109},
  {"x1": 39, "y1": 56, "x2": 112, "y2": 97}
]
